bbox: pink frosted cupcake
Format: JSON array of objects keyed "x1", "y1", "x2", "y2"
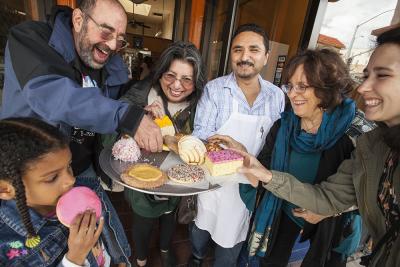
[
  {"x1": 112, "y1": 135, "x2": 141, "y2": 162},
  {"x1": 56, "y1": 187, "x2": 102, "y2": 227}
]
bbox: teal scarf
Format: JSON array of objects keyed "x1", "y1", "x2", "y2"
[{"x1": 247, "y1": 98, "x2": 356, "y2": 258}]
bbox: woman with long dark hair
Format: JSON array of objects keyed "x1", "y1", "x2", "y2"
[{"x1": 122, "y1": 41, "x2": 205, "y2": 267}]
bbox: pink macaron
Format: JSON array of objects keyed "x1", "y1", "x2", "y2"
[{"x1": 56, "y1": 186, "x2": 102, "y2": 227}]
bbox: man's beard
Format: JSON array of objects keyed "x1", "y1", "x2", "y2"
[
  {"x1": 236, "y1": 71, "x2": 255, "y2": 79},
  {"x1": 235, "y1": 61, "x2": 257, "y2": 79},
  {"x1": 76, "y1": 26, "x2": 109, "y2": 69}
]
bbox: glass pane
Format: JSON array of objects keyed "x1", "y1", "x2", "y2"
[
  {"x1": 202, "y1": 0, "x2": 233, "y2": 80},
  {"x1": 121, "y1": 0, "x2": 176, "y2": 40},
  {"x1": 174, "y1": 0, "x2": 189, "y2": 41},
  {"x1": 233, "y1": 0, "x2": 309, "y2": 84},
  {"x1": 0, "y1": 0, "x2": 30, "y2": 94}
]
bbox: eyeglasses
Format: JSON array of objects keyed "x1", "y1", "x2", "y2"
[
  {"x1": 162, "y1": 73, "x2": 194, "y2": 88},
  {"x1": 281, "y1": 83, "x2": 312, "y2": 94},
  {"x1": 83, "y1": 12, "x2": 129, "y2": 51}
]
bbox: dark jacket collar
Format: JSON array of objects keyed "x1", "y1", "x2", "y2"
[{"x1": 47, "y1": 6, "x2": 128, "y2": 86}]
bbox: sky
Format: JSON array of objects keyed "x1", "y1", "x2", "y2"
[{"x1": 321, "y1": 0, "x2": 397, "y2": 50}]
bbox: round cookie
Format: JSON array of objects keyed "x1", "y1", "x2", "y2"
[
  {"x1": 56, "y1": 187, "x2": 102, "y2": 228},
  {"x1": 121, "y1": 163, "x2": 167, "y2": 189},
  {"x1": 168, "y1": 164, "x2": 205, "y2": 183}
]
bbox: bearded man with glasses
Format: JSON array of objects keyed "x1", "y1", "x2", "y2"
[{"x1": 2, "y1": 0, "x2": 162, "y2": 199}]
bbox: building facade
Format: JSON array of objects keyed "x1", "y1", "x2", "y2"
[{"x1": 0, "y1": 0, "x2": 337, "y2": 93}]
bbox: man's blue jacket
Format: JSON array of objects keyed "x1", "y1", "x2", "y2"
[{"x1": 1, "y1": 6, "x2": 143, "y2": 136}]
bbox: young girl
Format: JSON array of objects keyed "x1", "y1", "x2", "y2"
[{"x1": 0, "y1": 117, "x2": 130, "y2": 267}]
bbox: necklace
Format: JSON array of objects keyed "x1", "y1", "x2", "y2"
[{"x1": 301, "y1": 119, "x2": 321, "y2": 134}]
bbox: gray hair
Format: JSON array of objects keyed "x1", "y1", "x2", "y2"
[
  {"x1": 78, "y1": 0, "x2": 125, "y2": 15},
  {"x1": 152, "y1": 41, "x2": 205, "y2": 104},
  {"x1": 78, "y1": 0, "x2": 96, "y2": 13}
]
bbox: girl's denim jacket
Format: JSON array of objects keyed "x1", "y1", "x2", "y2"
[{"x1": 0, "y1": 177, "x2": 131, "y2": 266}]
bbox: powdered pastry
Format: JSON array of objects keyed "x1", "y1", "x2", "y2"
[{"x1": 112, "y1": 135, "x2": 141, "y2": 162}]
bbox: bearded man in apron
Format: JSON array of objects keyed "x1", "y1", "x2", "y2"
[{"x1": 189, "y1": 24, "x2": 285, "y2": 267}]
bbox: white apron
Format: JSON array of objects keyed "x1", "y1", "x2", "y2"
[{"x1": 195, "y1": 98, "x2": 273, "y2": 248}]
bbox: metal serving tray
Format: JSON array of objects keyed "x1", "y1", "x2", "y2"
[{"x1": 99, "y1": 148, "x2": 221, "y2": 196}]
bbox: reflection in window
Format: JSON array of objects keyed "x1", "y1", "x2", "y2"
[
  {"x1": 0, "y1": 0, "x2": 30, "y2": 93},
  {"x1": 202, "y1": 0, "x2": 233, "y2": 80},
  {"x1": 121, "y1": 0, "x2": 175, "y2": 40}
]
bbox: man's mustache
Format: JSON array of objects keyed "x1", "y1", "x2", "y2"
[{"x1": 237, "y1": 61, "x2": 254, "y2": 67}]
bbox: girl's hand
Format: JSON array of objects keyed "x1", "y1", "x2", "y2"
[
  {"x1": 208, "y1": 134, "x2": 247, "y2": 152},
  {"x1": 144, "y1": 100, "x2": 164, "y2": 119},
  {"x1": 66, "y1": 210, "x2": 104, "y2": 265},
  {"x1": 233, "y1": 149, "x2": 273, "y2": 187},
  {"x1": 292, "y1": 208, "x2": 329, "y2": 224}
]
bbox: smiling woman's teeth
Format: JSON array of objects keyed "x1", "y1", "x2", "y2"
[
  {"x1": 170, "y1": 90, "x2": 182, "y2": 97},
  {"x1": 365, "y1": 99, "x2": 382, "y2": 106}
]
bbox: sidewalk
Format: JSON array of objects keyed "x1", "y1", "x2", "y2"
[
  {"x1": 108, "y1": 191, "x2": 215, "y2": 266},
  {"x1": 108, "y1": 190, "x2": 364, "y2": 267},
  {"x1": 347, "y1": 260, "x2": 362, "y2": 267}
]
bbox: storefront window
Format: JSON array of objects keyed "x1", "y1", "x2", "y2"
[
  {"x1": 119, "y1": 0, "x2": 176, "y2": 81},
  {"x1": 198, "y1": 0, "x2": 311, "y2": 82},
  {"x1": 0, "y1": 0, "x2": 32, "y2": 94},
  {"x1": 201, "y1": 0, "x2": 236, "y2": 80},
  {"x1": 0, "y1": 0, "x2": 316, "y2": 90},
  {"x1": 234, "y1": 0, "x2": 310, "y2": 84},
  {"x1": 120, "y1": 0, "x2": 175, "y2": 40}
]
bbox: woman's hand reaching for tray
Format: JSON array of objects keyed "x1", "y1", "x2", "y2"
[{"x1": 232, "y1": 149, "x2": 273, "y2": 187}]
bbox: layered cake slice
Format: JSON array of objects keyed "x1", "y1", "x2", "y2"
[
  {"x1": 204, "y1": 149, "x2": 244, "y2": 176},
  {"x1": 154, "y1": 115, "x2": 175, "y2": 136}
]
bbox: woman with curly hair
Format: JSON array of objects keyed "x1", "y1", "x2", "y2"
[{"x1": 236, "y1": 26, "x2": 400, "y2": 267}]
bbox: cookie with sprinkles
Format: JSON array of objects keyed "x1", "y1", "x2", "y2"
[{"x1": 168, "y1": 164, "x2": 205, "y2": 184}]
